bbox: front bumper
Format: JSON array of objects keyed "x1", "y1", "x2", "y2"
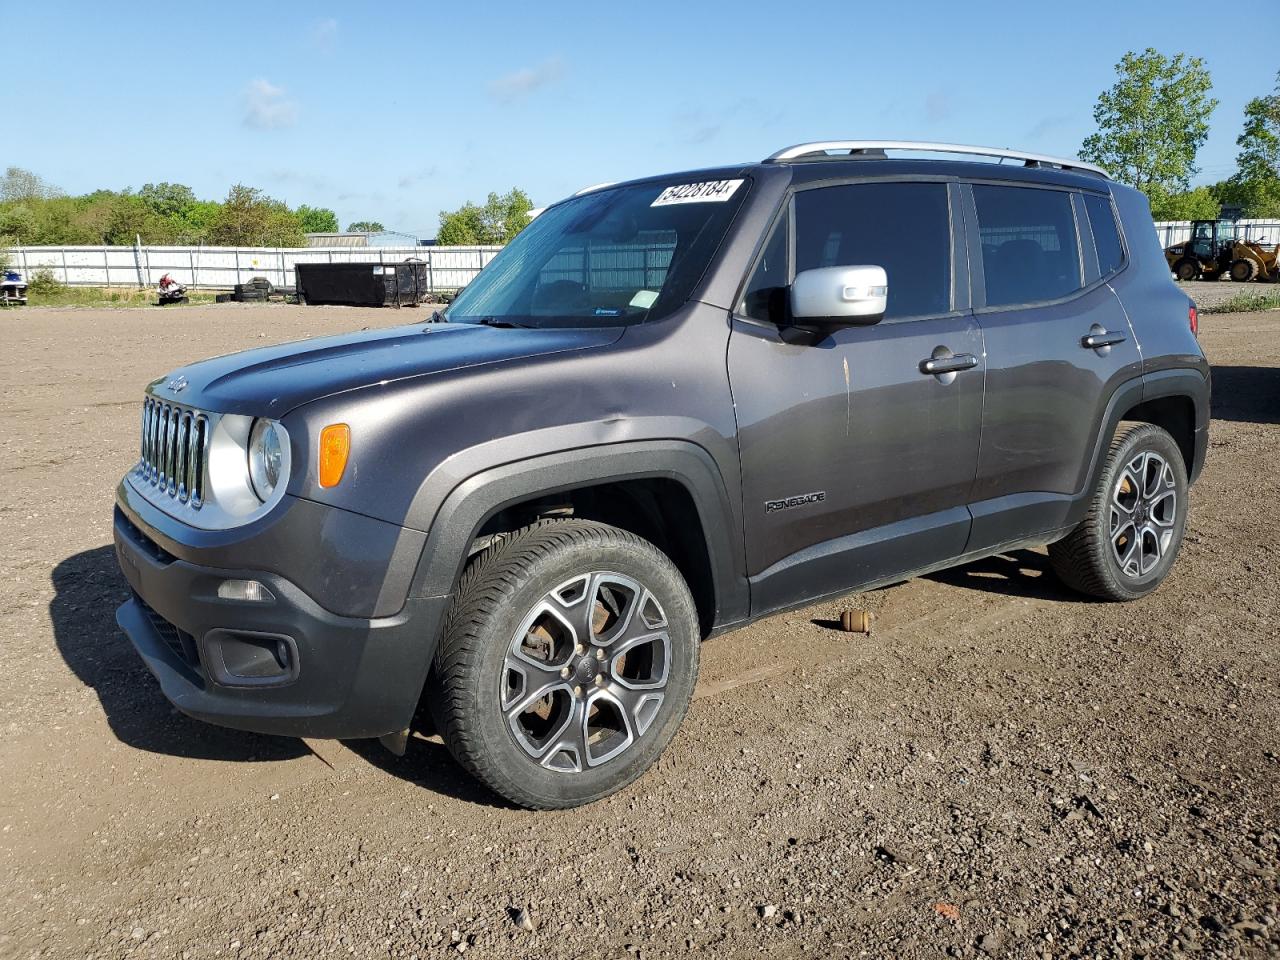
[{"x1": 113, "y1": 502, "x2": 447, "y2": 740}]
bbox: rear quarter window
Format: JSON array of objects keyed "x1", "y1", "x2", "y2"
[{"x1": 1083, "y1": 193, "x2": 1125, "y2": 276}]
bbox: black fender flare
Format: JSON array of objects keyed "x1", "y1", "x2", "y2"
[
  {"x1": 1140, "y1": 367, "x2": 1211, "y2": 484},
  {"x1": 1075, "y1": 368, "x2": 1210, "y2": 523},
  {"x1": 406, "y1": 439, "x2": 750, "y2": 630}
]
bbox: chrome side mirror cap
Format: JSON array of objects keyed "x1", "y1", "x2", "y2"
[{"x1": 790, "y1": 265, "x2": 888, "y2": 326}]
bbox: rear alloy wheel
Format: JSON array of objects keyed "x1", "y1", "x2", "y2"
[
  {"x1": 1174, "y1": 259, "x2": 1200, "y2": 282},
  {"x1": 429, "y1": 520, "x2": 699, "y2": 809},
  {"x1": 1049, "y1": 423, "x2": 1189, "y2": 600}
]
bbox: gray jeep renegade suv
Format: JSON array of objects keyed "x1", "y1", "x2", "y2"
[{"x1": 114, "y1": 141, "x2": 1209, "y2": 809}]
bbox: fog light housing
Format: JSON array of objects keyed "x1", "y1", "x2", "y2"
[
  {"x1": 216, "y1": 579, "x2": 275, "y2": 602},
  {"x1": 204, "y1": 629, "x2": 298, "y2": 686}
]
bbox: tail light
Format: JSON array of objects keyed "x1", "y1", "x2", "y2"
[{"x1": 1188, "y1": 303, "x2": 1198, "y2": 337}]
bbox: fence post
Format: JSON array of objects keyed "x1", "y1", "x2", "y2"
[
  {"x1": 427, "y1": 249, "x2": 434, "y2": 294},
  {"x1": 60, "y1": 248, "x2": 68, "y2": 285},
  {"x1": 189, "y1": 249, "x2": 196, "y2": 288},
  {"x1": 104, "y1": 247, "x2": 111, "y2": 288}
]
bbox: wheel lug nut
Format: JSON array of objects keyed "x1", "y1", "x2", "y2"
[
  {"x1": 595, "y1": 648, "x2": 605, "y2": 660},
  {"x1": 594, "y1": 674, "x2": 605, "y2": 686},
  {"x1": 573, "y1": 685, "x2": 583, "y2": 698},
  {"x1": 559, "y1": 666, "x2": 570, "y2": 679},
  {"x1": 574, "y1": 644, "x2": 585, "y2": 655}
]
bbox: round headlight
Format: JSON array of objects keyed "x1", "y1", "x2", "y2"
[{"x1": 247, "y1": 419, "x2": 283, "y2": 502}]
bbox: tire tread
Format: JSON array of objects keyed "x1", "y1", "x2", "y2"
[
  {"x1": 429, "y1": 518, "x2": 695, "y2": 809},
  {"x1": 1049, "y1": 422, "x2": 1184, "y2": 601}
]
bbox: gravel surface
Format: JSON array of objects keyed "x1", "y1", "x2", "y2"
[{"x1": 0, "y1": 302, "x2": 1277, "y2": 959}]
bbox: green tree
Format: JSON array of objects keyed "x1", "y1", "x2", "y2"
[
  {"x1": 0, "y1": 171, "x2": 343, "y2": 246},
  {"x1": 209, "y1": 185, "x2": 306, "y2": 247},
  {"x1": 0, "y1": 203, "x2": 37, "y2": 243},
  {"x1": 346, "y1": 220, "x2": 385, "y2": 233},
  {"x1": 1, "y1": 167, "x2": 59, "y2": 202},
  {"x1": 1156, "y1": 186, "x2": 1221, "y2": 221},
  {"x1": 435, "y1": 203, "x2": 484, "y2": 245},
  {"x1": 1221, "y1": 70, "x2": 1280, "y2": 217},
  {"x1": 138, "y1": 183, "x2": 197, "y2": 219},
  {"x1": 436, "y1": 188, "x2": 533, "y2": 245},
  {"x1": 297, "y1": 205, "x2": 340, "y2": 233},
  {"x1": 78, "y1": 190, "x2": 170, "y2": 244},
  {"x1": 1080, "y1": 49, "x2": 1218, "y2": 218}
]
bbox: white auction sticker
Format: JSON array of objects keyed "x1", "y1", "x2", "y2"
[{"x1": 651, "y1": 179, "x2": 744, "y2": 207}]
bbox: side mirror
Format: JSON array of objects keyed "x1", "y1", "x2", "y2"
[{"x1": 790, "y1": 265, "x2": 888, "y2": 327}]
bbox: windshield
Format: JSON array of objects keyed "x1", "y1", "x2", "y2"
[{"x1": 446, "y1": 176, "x2": 750, "y2": 328}]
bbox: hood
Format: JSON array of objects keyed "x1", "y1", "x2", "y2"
[{"x1": 146, "y1": 321, "x2": 625, "y2": 416}]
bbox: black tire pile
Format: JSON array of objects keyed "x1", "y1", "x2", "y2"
[{"x1": 215, "y1": 277, "x2": 296, "y2": 304}]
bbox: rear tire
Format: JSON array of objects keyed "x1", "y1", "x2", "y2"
[
  {"x1": 428, "y1": 519, "x2": 700, "y2": 809},
  {"x1": 1049, "y1": 424, "x2": 1189, "y2": 601},
  {"x1": 1229, "y1": 258, "x2": 1258, "y2": 282}
]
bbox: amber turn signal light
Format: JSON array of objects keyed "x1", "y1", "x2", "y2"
[{"x1": 318, "y1": 424, "x2": 351, "y2": 488}]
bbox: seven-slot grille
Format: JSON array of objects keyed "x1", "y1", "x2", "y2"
[{"x1": 139, "y1": 397, "x2": 209, "y2": 507}]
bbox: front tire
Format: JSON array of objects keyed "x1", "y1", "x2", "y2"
[
  {"x1": 1229, "y1": 258, "x2": 1258, "y2": 282},
  {"x1": 1049, "y1": 424, "x2": 1189, "y2": 601},
  {"x1": 1174, "y1": 259, "x2": 1200, "y2": 282},
  {"x1": 429, "y1": 519, "x2": 700, "y2": 809}
]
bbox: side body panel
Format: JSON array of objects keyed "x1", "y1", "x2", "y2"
[
  {"x1": 290, "y1": 300, "x2": 752, "y2": 624},
  {"x1": 1108, "y1": 186, "x2": 1211, "y2": 385},
  {"x1": 731, "y1": 314, "x2": 984, "y2": 613},
  {"x1": 960, "y1": 181, "x2": 1145, "y2": 554},
  {"x1": 727, "y1": 177, "x2": 985, "y2": 615}
]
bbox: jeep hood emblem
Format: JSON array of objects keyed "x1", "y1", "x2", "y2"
[{"x1": 166, "y1": 375, "x2": 189, "y2": 394}]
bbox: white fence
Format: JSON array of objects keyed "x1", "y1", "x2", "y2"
[
  {"x1": 1153, "y1": 219, "x2": 1280, "y2": 248},
  {"x1": 5, "y1": 244, "x2": 503, "y2": 292},
  {"x1": 10, "y1": 220, "x2": 1280, "y2": 292}
]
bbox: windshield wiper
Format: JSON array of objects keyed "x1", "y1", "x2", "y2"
[
  {"x1": 475, "y1": 317, "x2": 531, "y2": 329},
  {"x1": 426, "y1": 310, "x2": 449, "y2": 323}
]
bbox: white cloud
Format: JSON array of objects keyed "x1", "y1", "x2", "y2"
[
  {"x1": 244, "y1": 79, "x2": 298, "y2": 131},
  {"x1": 398, "y1": 167, "x2": 438, "y2": 190},
  {"x1": 489, "y1": 57, "x2": 565, "y2": 103},
  {"x1": 310, "y1": 18, "x2": 338, "y2": 53}
]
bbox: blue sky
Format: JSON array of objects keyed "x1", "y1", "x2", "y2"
[{"x1": 10, "y1": 1, "x2": 1276, "y2": 238}]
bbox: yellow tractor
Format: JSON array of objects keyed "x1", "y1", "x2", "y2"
[{"x1": 1165, "y1": 219, "x2": 1280, "y2": 282}]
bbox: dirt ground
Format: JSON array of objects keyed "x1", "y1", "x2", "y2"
[{"x1": 0, "y1": 301, "x2": 1277, "y2": 960}]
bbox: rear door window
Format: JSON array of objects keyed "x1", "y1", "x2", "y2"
[
  {"x1": 1083, "y1": 193, "x2": 1124, "y2": 276},
  {"x1": 793, "y1": 182, "x2": 952, "y2": 320},
  {"x1": 973, "y1": 184, "x2": 1083, "y2": 307}
]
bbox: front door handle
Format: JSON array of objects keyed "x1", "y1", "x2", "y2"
[
  {"x1": 1082, "y1": 324, "x2": 1127, "y2": 352},
  {"x1": 919, "y1": 352, "x2": 978, "y2": 376}
]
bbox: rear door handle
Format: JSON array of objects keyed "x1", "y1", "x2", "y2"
[
  {"x1": 1082, "y1": 328, "x2": 1127, "y2": 349},
  {"x1": 919, "y1": 352, "x2": 978, "y2": 376}
]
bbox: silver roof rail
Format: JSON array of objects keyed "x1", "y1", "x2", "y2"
[{"x1": 766, "y1": 140, "x2": 1109, "y2": 178}]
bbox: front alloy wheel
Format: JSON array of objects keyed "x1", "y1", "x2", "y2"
[
  {"x1": 503, "y1": 572, "x2": 671, "y2": 773},
  {"x1": 430, "y1": 520, "x2": 699, "y2": 809}
]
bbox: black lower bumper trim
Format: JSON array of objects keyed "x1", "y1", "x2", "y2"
[{"x1": 114, "y1": 506, "x2": 448, "y2": 739}]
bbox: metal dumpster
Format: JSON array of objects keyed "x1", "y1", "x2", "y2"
[{"x1": 294, "y1": 260, "x2": 430, "y2": 307}]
